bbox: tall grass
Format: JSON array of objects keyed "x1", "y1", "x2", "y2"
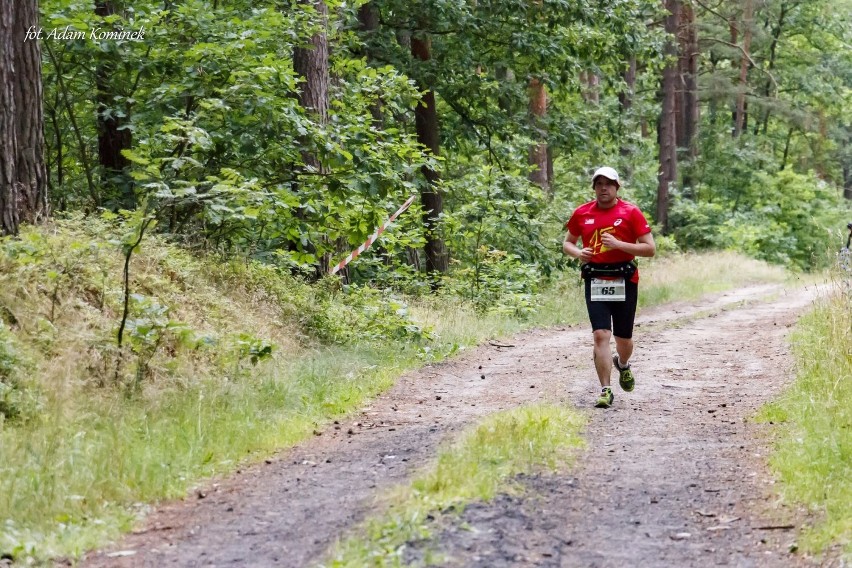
[
  {"x1": 0, "y1": 344, "x2": 420, "y2": 560},
  {"x1": 326, "y1": 405, "x2": 585, "y2": 567},
  {"x1": 757, "y1": 265, "x2": 851, "y2": 557}
]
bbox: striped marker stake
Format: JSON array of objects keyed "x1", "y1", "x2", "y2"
[{"x1": 330, "y1": 194, "x2": 417, "y2": 275}]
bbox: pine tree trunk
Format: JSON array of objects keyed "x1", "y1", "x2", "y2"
[
  {"x1": 657, "y1": 0, "x2": 679, "y2": 233},
  {"x1": 734, "y1": 0, "x2": 753, "y2": 138},
  {"x1": 527, "y1": 77, "x2": 550, "y2": 193},
  {"x1": 95, "y1": 0, "x2": 133, "y2": 206},
  {"x1": 293, "y1": 0, "x2": 329, "y2": 168},
  {"x1": 411, "y1": 31, "x2": 448, "y2": 275},
  {"x1": 676, "y1": 2, "x2": 698, "y2": 159},
  {"x1": 293, "y1": 0, "x2": 329, "y2": 274},
  {"x1": 760, "y1": 3, "x2": 787, "y2": 135},
  {"x1": 0, "y1": 0, "x2": 48, "y2": 235},
  {"x1": 619, "y1": 58, "x2": 636, "y2": 167},
  {"x1": 357, "y1": 2, "x2": 383, "y2": 124}
]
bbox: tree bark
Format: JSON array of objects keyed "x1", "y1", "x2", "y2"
[
  {"x1": 293, "y1": 0, "x2": 329, "y2": 170},
  {"x1": 527, "y1": 76, "x2": 550, "y2": 193},
  {"x1": 0, "y1": 0, "x2": 48, "y2": 235},
  {"x1": 580, "y1": 70, "x2": 600, "y2": 105},
  {"x1": 760, "y1": 2, "x2": 787, "y2": 135},
  {"x1": 657, "y1": 0, "x2": 679, "y2": 233},
  {"x1": 676, "y1": 1, "x2": 698, "y2": 159},
  {"x1": 95, "y1": 0, "x2": 133, "y2": 206},
  {"x1": 411, "y1": 31, "x2": 448, "y2": 275},
  {"x1": 357, "y1": 2, "x2": 383, "y2": 124},
  {"x1": 733, "y1": 0, "x2": 753, "y2": 138},
  {"x1": 292, "y1": 0, "x2": 329, "y2": 275},
  {"x1": 619, "y1": 58, "x2": 637, "y2": 169}
]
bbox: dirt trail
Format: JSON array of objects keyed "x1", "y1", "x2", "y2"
[{"x1": 83, "y1": 282, "x2": 831, "y2": 568}]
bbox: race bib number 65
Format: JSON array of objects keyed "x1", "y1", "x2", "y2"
[{"x1": 590, "y1": 278, "x2": 626, "y2": 302}]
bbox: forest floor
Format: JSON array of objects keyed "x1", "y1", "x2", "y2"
[{"x1": 81, "y1": 282, "x2": 843, "y2": 568}]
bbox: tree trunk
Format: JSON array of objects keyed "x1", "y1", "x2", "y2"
[
  {"x1": 411, "y1": 31, "x2": 448, "y2": 275},
  {"x1": 676, "y1": 1, "x2": 698, "y2": 159},
  {"x1": 657, "y1": 0, "x2": 679, "y2": 233},
  {"x1": 580, "y1": 70, "x2": 600, "y2": 105},
  {"x1": 495, "y1": 65, "x2": 514, "y2": 113},
  {"x1": 618, "y1": 58, "x2": 636, "y2": 115},
  {"x1": 760, "y1": 2, "x2": 787, "y2": 135},
  {"x1": 619, "y1": 58, "x2": 637, "y2": 171},
  {"x1": 293, "y1": 0, "x2": 329, "y2": 168},
  {"x1": 95, "y1": 0, "x2": 133, "y2": 207},
  {"x1": 0, "y1": 0, "x2": 48, "y2": 235},
  {"x1": 357, "y1": 2, "x2": 379, "y2": 31},
  {"x1": 527, "y1": 76, "x2": 550, "y2": 193},
  {"x1": 843, "y1": 164, "x2": 852, "y2": 201},
  {"x1": 357, "y1": 2, "x2": 383, "y2": 124},
  {"x1": 293, "y1": 0, "x2": 329, "y2": 274},
  {"x1": 733, "y1": 0, "x2": 753, "y2": 138}
]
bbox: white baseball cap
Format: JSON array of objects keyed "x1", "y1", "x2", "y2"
[{"x1": 592, "y1": 166, "x2": 620, "y2": 186}]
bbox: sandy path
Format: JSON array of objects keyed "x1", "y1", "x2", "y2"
[{"x1": 83, "y1": 282, "x2": 829, "y2": 567}]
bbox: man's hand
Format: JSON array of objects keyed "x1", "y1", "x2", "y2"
[
  {"x1": 601, "y1": 232, "x2": 621, "y2": 250},
  {"x1": 578, "y1": 247, "x2": 594, "y2": 262}
]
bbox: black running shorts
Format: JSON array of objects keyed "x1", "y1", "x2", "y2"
[{"x1": 583, "y1": 278, "x2": 639, "y2": 339}]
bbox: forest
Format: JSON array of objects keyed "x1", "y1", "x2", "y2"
[
  {"x1": 1, "y1": 0, "x2": 848, "y2": 279},
  {"x1": 0, "y1": 0, "x2": 851, "y2": 564}
]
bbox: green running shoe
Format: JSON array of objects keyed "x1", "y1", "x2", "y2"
[
  {"x1": 613, "y1": 355, "x2": 635, "y2": 392},
  {"x1": 595, "y1": 387, "x2": 614, "y2": 408}
]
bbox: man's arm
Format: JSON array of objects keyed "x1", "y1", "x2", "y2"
[
  {"x1": 600, "y1": 231, "x2": 656, "y2": 258},
  {"x1": 563, "y1": 230, "x2": 594, "y2": 262}
]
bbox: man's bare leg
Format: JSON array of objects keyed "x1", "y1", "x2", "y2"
[
  {"x1": 593, "y1": 329, "x2": 613, "y2": 387},
  {"x1": 614, "y1": 336, "x2": 634, "y2": 368}
]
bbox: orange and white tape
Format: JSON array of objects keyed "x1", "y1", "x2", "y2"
[{"x1": 329, "y1": 195, "x2": 417, "y2": 275}]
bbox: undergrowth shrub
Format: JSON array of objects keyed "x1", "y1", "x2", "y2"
[
  {"x1": 0, "y1": 323, "x2": 25, "y2": 421},
  {"x1": 443, "y1": 247, "x2": 540, "y2": 317},
  {"x1": 219, "y1": 262, "x2": 430, "y2": 344},
  {"x1": 669, "y1": 169, "x2": 847, "y2": 270}
]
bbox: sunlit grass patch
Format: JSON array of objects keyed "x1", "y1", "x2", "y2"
[
  {"x1": 639, "y1": 250, "x2": 790, "y2": 306},
  {"x1": 757, "y1": 285, "x2": 851, "y2": 557},
  {"x1": 326, "y1": 404, "x2": 585, "y2": 567}
]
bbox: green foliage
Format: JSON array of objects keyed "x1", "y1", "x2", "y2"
[
  {"x1": 218, "y1": 261, "x2": 431, "y2": 345},
  {"x1": 231, "y1": 333, "x2": 274, "y2": 367},
  {"x1": 671, "y1": 168, "x2": 847, "y2": 270},
  {"x1": 443, "y1": 247, "x2": 540, "y2": 317},
  {"x1": 0, "y1": 323, "x2": 25, "y2": 421},
  {"x1": 295, "y1": 280, "x2": 431, "y2": 344},
  {"x1": 122, "y1": 294, "x2": 196, "y2": 388}
]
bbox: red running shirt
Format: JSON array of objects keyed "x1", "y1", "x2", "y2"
[{"x1": 565, "y1": 199, "x2": 652, "y2": 283}]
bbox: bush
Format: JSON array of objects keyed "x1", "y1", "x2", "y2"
[
  {"x1": 443, "y1": 247, "x2": 540, "y2": 317},
  {"x1": 0, "y1": 323, "x2": 23, "y2": 420},
  {"x1": 668, "y1": 169, "x2": 848, "y2": 270}
]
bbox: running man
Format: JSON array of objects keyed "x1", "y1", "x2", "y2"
[{"x1": 562, "y1": 167, "x2": 656, "y2": 408}]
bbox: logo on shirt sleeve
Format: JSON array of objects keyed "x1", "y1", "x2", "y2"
[
  {"x1": 614, "y1": 219, "x2": 623, "y2": 226},
  {"x1": 585, "y1": 219, "x2": 594, "y2": 225}
]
